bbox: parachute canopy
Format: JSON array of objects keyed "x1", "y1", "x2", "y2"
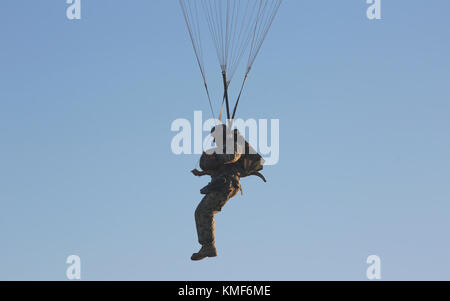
[{"x1": 179, "y1": 0, "x2": 283, "y2": 120}]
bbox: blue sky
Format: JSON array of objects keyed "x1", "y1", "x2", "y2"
[{"x1": 0, "y1": 0, "x2": 449, "y2": 280}]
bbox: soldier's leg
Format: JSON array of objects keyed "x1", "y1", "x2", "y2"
[
  {"x1": 194, "y1": 190, "x2": 225, "y2": 246},
  {"x1": 191, "y1": 190, "x2": 230, "y2": 261},
  {"x1": 192, "y1": 185, "x2": 240, "y2": 261}
]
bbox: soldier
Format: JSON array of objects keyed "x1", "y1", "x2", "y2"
[
  {"x1": 190, "y1": 124, "x2": 265, "y2": 261},
  {"x1": 190, "y1": 124, "x2": 242, "y2": 261}
]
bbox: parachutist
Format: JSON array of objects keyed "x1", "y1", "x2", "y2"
[
  {"x1": 191, "y1": 125, "x2": 265, "y2": 261},
  {"x1": 179, "y1": 0, "x2": 281, "y2": 260}
]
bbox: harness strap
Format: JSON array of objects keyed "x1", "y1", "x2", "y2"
[{"x1": 252, "y1": 171, "x2": 267, "y2": 183}]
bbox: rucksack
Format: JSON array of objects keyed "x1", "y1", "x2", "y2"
[{"x1": 234, "y1": 132, "x2": 266, "y2": 182}]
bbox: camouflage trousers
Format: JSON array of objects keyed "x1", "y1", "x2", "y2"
[{"x1": 195, "y1": 185, "x2": 240, "y2": 246}]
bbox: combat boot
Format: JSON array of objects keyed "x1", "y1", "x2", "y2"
[{"x1": 191, "y1": 243, "x2": 217, "y2": 261}]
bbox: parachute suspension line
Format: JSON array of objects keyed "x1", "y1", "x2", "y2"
[
  {"x1": 179, "y1": 0, "x2": 283, "y2": 121},
  {"x1": 232, "y1": 70, "x2": 249, "y2": 120},
  {"x1": 222, "y1": 71, "x2": 231, "y2": 120},
  {"x1": 227, "y1": 0, "x2": 258, "y2": 82},
  {"x1": 179, "y1": 0, "x2": 216, "y2": 119},
  {"x1": 203, "y1": 0, "x2": 262, "y2": 82},
  {"x1": 248, "y1": 0, "x2": 283, "y2": 71},
  {"x1": 225, "y1": 0, "x2": 230, "y2": 72},
  {"x1": 232, "y1": 0, "x2": 283, "y2": 120},
  {"x1": 218, "y1": 93, "x2": 225, "y2": 122}
]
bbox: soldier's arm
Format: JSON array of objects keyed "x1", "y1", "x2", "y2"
[{"x1": 191, "y1": 169, "x2": 208, "y2": 177}]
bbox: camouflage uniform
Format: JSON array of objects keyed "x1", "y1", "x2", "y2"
[
  {"x1": 191, "y1": 131, "x2": 244, "y2": 261},
  {"x1": 195, "y1": 174, "x2": 240, "y2": 246}
]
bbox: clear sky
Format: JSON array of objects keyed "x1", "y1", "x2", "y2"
[{"x1": 1, "y1": 0, "x2": 449, "y2": 280}]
